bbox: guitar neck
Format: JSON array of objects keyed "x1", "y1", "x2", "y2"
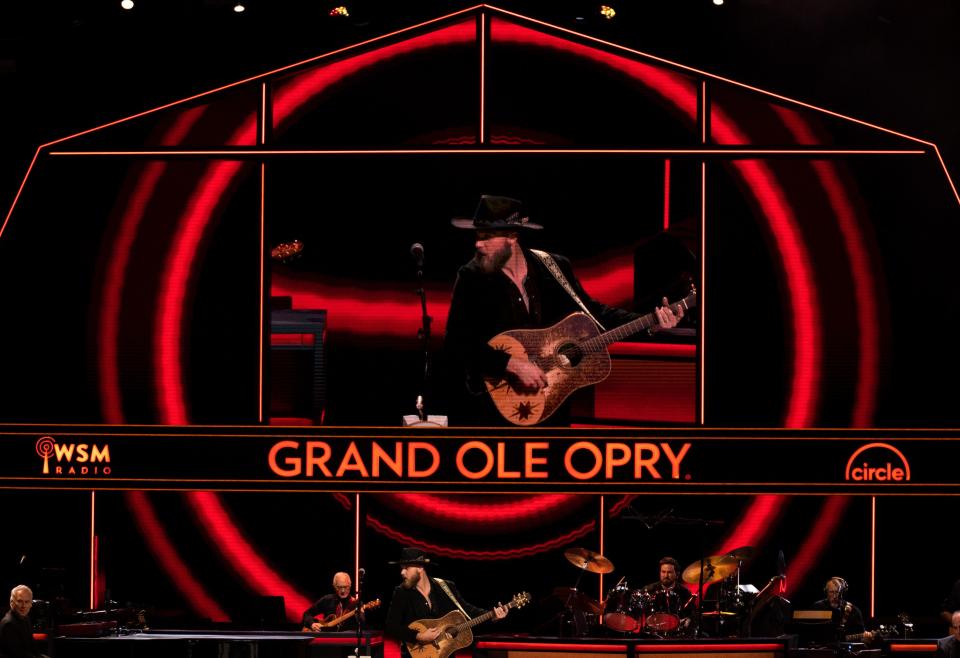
[
  {"x1": 450, "y1": 600, "x2": 518, "y2": 634},
  {"x1": 589, "y1": 293, "x2": 696, "y2": 349}
]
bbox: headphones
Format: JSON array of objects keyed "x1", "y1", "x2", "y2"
[{"x1": 825, "y1": 577, "x2": 849, "y2": 595}]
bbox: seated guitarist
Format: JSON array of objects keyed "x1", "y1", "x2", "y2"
[
  {"x1": 384, "y1": 548, "x2": 508, "y2": 657},
  {"x1": 301, "y1": 572, "x2": 358, "y2": 632},
  {"x1": 444, "y1": 195, "x2": 683, "y2": 425}
]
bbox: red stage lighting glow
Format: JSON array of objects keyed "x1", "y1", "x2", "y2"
[{"x1": 126, "y1": 491, "x2": 229, "y2": 621}]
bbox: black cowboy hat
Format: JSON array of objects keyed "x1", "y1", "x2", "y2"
[
  {"x1": 451, "y1": 195, "x2": 543, "y2": 231},
  {"x1": 388, "y1": 547, "x2": 435, "y2": 566}
]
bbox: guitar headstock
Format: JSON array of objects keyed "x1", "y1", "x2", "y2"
[
  {"x1": 366, "y1": 599, "x2": 381, "y2": 610},
  {"x1": 512, "y1": 592, "x2": 531, "y2": 609}
]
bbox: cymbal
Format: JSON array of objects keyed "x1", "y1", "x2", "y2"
[
  {"x1": 682, "y1": 554, "x2": 740, "y2": 584},
  {"x1": 564, "y1": 547, "x2": 614, "y2": 574},
  {"x1": 552, "y1": 587, "x2": 603, "y2": 614},
  {"x1": 724, "y1": 545, "x2": 756, "y2": 561}
]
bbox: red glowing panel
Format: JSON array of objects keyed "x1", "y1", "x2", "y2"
[
  {"x1": 786, "y1": 496, "x2": 850, "y2": 594},
  {"x1": 491, "y1": 19, "x2": 697, "y2": 124},
  {"x1": 773, "y1": 105, "x2": 879, "y2": 427},
  {"x1": 272, "y1": 21, "x2": 476, "y2": 133},
  {"x1": 367, "y1": 513, "x2": 597, "y2": 560},
  {"x1": 126, "y1": 491, "x2": 228, "y2": 621},
  {"x1": 187, "y1": 492, "x2": 311, "y2": 622}
]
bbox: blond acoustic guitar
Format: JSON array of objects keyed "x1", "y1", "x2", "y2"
[
  {"x1": 485, "y1": 289, "x2": 697, "y2": 425},
  {"x1": 302, "y1": 598, "x2": 380, "y2": 632},
  {"x1": 405, "y1": 592, "x2": 530, "y2": 658}
]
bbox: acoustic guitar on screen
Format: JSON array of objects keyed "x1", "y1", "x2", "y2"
[
  {"x1": 302, "y1": 598, "x2": 380, "y2": 632},
  {"x1": 485, "y1": 289, "x2": 697, "y2": 426},
  {"x1": 405, "y1": 592, "x2": 530, "y2": 658}
]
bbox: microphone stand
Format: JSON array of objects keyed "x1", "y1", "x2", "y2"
[
  {"x1": 355, "y1": 570, "x2": 366, "y2": 658},
  {"x1": 414, "y1": 258, "x2": 432, "y2": 420}
]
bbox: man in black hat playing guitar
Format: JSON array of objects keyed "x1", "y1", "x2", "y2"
[
  {"x1": 444, "y1": 195, "x2": 687, "y2": 426},
  {"x1": 384, "y1": 548, "x2": 512, "y2": 658}
]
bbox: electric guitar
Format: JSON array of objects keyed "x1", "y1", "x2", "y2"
[
  {"x1": 485, "y1": 289, "x2": 697, "y2": 425},
  {"x1": 302, "y1": 598, "x2": 380, "y2": 632},
  {"x1": 844, "y1": 613, "x2": 911, "y2": 643},
  {"x1": 405, "y1": 592, "x2": 530, "y2": 658}
]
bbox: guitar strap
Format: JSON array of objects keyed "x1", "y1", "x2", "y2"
[
  {"x1": 529, "y1": 249, "x2": 606, "y2": 331},
  {"x1": 433, "y1": 578, "x2": 471, "y2": 620}
]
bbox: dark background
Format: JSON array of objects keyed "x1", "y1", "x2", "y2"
[{"x1": 2, "y1": 0, "x2": 958, "y2": 208}]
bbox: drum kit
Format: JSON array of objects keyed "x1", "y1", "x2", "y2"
[{"x1": 553, "y1": 545, "x2": 760, "y2": 638}]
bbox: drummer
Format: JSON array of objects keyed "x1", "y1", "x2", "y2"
[{"x1": 642, "y1": 557, "x2": 695, "y2": 629}]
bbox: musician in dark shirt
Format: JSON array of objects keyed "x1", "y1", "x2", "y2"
[
  {"x1": 811, "y1": 577, "x2": 875, "y2": 642},
  {"x1": 301, "y1": 572, "x2": 358, "y2": 632},
  {"x1": 641, "y1": 557, "x2": 694, "y2": 631},
  {"x1": 0, "y1": 585, "x2": 45, "y2": 658},
  {"x1": 444, "y1": 195, "x2": 682, "y2": 425},
  {"x1": 384, "y1": 548, "x2": 507, "y2": 656}
]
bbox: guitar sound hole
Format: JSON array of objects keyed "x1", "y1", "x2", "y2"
[{"x1": 557, "y1": 343, "x2": 583, "y2": 368}]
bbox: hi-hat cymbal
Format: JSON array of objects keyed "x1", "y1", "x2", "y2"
[
  {"x1": 552, "y1": 586, "x2": 603, "y2": 614},
  {"x1": 564, "y1": 547, "x2": 615, "y2": 574},
  {"x1": 682, "y1": 554, "x2": 740, "y2": 584}
]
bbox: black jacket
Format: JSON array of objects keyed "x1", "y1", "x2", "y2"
[
  {"x1": 300, "y1": 594, "x2": 357, "y2": 630},
  {"x1": 443, "y1": 248, "x2": 638, "y2": 424},
  {"x1": 384, "y1": 578, "x2": 487, "y2": 648},
  {"x1": 0, "y1": 611, "x2": 38, "y2": 658}
]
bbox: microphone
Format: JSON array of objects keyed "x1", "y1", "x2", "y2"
[
  {"x1": 358, "y1": 568, "x2": 366, "y2": 580},
  {"x1": 410, "y1": 243, "x2": 424, "y2": 268}
]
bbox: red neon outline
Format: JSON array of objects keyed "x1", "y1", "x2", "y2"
[
  {"x1": 259, "y1": 162, "x2": 265, "y2": 423},
  {"x1": 0, "y1": 148, "x2": 41, "y2": 241},
  {"x1": 783, "y1": 496, "x2": 850, "y2": 594},
  {"x1": 844, "y1": 442, "x2": 911, "y2": 480},
  {"x1": 367, "y1": 513, "x2": 596, "y2": 559},
  {"x1": 46, "y1": 147, "x2": 926, "y2": 156},
  {"x1": 89, "y1": 491, "x2": 96, "y2": 609},
  {"x1": 870, "y1": 495, "x2": 876, "y2": 617},
  {"x1": 355, "y1": 492, "x2": 361, "y2": 586},
  {"x1": 186, "y1": 491, "x2": 311, "y2": 622},
  {"x1": 699, "y1": 160, "x2": 706, "y2": 426},
  {"x1": 599, "y1": 494, "x2": 605, "y2": 602},
  {"x1": 126, "y1": 491, "x2": 228, "y2": 621},
  {"x1": 480, "y1": 12, "x2": 486, "y2": 143},
  {"x1": 663, "y1": 158, "x2": 671, "y2": 230}
]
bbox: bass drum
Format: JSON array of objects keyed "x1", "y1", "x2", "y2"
[
  {"x1": 645, "y1": 589, "x2": 681, "y2": 634},
  {"x1": 604, "y1": 585, "x2": 642, "y2": 633}
]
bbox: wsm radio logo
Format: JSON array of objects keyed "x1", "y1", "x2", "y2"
[{"x1": 36, "y1": 436, "x2": 112, "y2": 476}]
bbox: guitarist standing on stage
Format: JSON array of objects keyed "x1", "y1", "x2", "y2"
[
  {"x1": 301, "y1": 572, "x2": 358, "y2": 632},
  {"x1": 444, "y1": 195, "x2": 682, "y2": 425},
  {"x1": 384, "y1": 548, "x2": 508, "y2": 656}
]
